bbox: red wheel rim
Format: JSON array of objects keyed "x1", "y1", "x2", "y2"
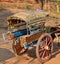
[{"x1": 36, "y1": 33, "x2": 53, "y2": 63}]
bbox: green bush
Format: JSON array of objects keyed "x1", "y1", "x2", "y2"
[{"x1": 26, "y1": 4, "x2": 32, "y2": 10}]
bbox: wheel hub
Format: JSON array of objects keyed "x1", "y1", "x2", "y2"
[{"x1": 44, "y1": 46, "x2": 49, "y2": 50}]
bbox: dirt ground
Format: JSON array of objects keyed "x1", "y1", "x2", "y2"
[{"x1": 0, "y1": 8, "x2": 60, "y2": 64}]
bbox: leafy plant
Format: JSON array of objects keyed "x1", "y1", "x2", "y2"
[{"x1": 26, "y1": 4, "x2": 32, "y2": 9}]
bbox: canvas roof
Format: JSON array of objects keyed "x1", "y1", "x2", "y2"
[{"x1": 7, "y1": 10, "x2": 47, "y2": 23}]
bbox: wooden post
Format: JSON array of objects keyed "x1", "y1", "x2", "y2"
[
  {"x1": 57, "y1": 5, "x2": 59, "y2": 13},
  {"x1": 57, "y1": 0, "x2": 59, "y2": 13},
  {"x1": 2, "y1": 33, "x2": 6, "y2": 42}
]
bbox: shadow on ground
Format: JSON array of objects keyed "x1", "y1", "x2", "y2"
[
  {"x1": 0, "y1": 8, "x2": 14, "y2": 28},
  {"x1": 51, "y1": 42, "x2": 60, "y2": 58},
  {"x1": 0, "y1": 48, "x2": 15, "y2": 61},
  {"x1": 0, "y1": 8, "x2": 15, "y2": 38},
  {"x1": 26, "y1": 42, "x2": 60, "y2": 60},
  {"x1": 26, "y1": 46, "x2": 36, "y2": 59}
]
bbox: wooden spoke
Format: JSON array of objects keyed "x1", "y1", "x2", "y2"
[
  {"x1": 42, "y1": 50, "x2": 46, "y2": 58},
  {"x1": 48, "y1": 40, "x2": 51, "y2": 46},
  {"x1": 39, "y1": 48, "x2": 44, "y2": 52},
  {"x1": 46, "y1": 37, "x2": 48, "y2": 45}
]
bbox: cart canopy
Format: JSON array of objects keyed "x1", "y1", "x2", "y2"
[
  {"x1": 7, "y1": 10, "x2": 47, "y2": 24},
  {"x1": 45, "y1": 16, "x2": 60, "y2": 27}
]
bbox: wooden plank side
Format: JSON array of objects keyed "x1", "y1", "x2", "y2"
[{"x1": 20, "y1": 31, "x2": 44, "y2": 44}]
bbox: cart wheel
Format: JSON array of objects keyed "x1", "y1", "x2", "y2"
[
  {"x1": 12, "y1": 38, "x2": 28, "y2": 55},
  {"x1": 36, "y1": 33, "x2": 53, "y2": 63}
]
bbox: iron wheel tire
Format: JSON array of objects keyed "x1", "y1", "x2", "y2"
[{"x1": 36, "y1": 33, "x2": 53, "y2": 63}]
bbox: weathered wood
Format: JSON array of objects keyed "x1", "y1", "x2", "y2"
[
  {"x1": 9, "y1": 22, "x2": 26, "y2": 27},
  {"x1": 45, "y1": 16, "x2": 60, "y2": 27},
  {"x1": 20, "y1": 31, "x2": 44, "y2": 44},
  {"x1": 7, "y1": 10, "x2": 47, "y2": 25}
]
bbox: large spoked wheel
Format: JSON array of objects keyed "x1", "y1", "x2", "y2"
[
  {"x1": 12, "y1": 38, "x2": 28, "y2": 55},
  {"x1": 36, "y1": 33, "x2": 53, "y2": 63}
]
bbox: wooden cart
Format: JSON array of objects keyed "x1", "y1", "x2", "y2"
[{"x1": 7, "y1": 10, "x2": 60, "y2": 63}]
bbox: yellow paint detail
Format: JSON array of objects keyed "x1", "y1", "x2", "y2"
[{"x1": 10, "y1": 26, "x2": 15, "y2": 29}]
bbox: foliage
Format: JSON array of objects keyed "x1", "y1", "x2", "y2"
[
  {"x1": 35, "y1": 0, "x2": 39, "y2": 3},
  {"x1": 0, "y1": 2, "x2": 33, "y2": 9},
  {"x1": 50, "y1": 0, "x2": 60, "y2": 4},
  {"x1": 26, "y1": 3, "x2": 32, "y2": 9}
]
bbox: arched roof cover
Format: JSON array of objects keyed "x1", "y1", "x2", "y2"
[{"x1": 7, "y1": 10, "x2": 47, "y2": 23}]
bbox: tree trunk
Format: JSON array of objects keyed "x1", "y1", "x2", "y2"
[
  {"x1": 40, "y1": 0, "x2": 44, "y2": 10},
  {"x1": 44, "y1": 0, "x2": 47, "y2": 9}
]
